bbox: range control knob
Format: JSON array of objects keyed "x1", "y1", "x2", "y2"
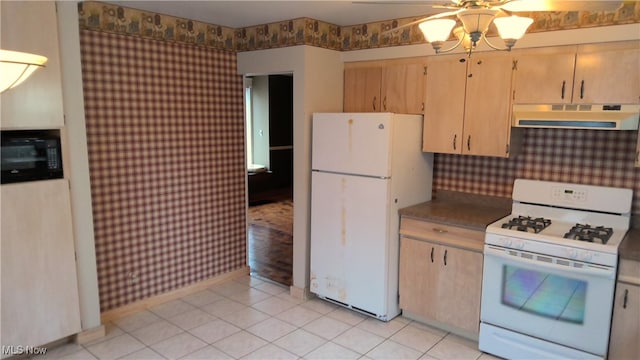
[
  {"x1": 567, "y1": 249, "x2": 579, "y2": 259},
  {"x1": 514, "y1": 240, "x2": 525, "y2": 250},
  {"x1": 501, "y1": 238, "x2": 513, "y2": 247},
  {"x1": 581, "y1": 251, "x2": 593, "y2": 262}
]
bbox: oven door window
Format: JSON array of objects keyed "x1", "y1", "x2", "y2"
[{"x1": 502, "y1": 265, "x2": 586, "y2": 324}]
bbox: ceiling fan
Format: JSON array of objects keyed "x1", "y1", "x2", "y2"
[{"x1": 355, "y1": 1, "x2": 624, "y2": 55}]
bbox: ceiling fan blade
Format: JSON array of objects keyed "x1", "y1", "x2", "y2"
[
  {"x1": 502, "y1": 0, "x2": 623, "y2": 12},
  {"x1": 424, "y1": 9, "x2": 463, "y2": 20},
  {"x1": 352, "y1": 1, "x2": 450, "y2": 5},
  {"x1": 381, "y1": 9, "x2": 462, "y2": 35}
]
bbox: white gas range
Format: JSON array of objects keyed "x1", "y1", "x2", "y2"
[{"x1": 479, "y1": 179, "x2": 633, "y2": 359}]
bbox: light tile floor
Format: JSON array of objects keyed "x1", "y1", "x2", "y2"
[{"x1": 35, "y1": 275, "x2": 500, "y2": 360}]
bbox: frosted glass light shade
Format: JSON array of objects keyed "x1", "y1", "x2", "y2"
[
  {"x1": 0, "y1": 50, "x2": 47, "y2": 93},
  {"x1": 419, "y1": 19, "x2": 456, "y2": 43},
  {"x1": 457, "y1": 8, "x2": 498, "y2": 34},
  {"x1": 494, "y1": 15, "x2": 534, "y2": 40}
]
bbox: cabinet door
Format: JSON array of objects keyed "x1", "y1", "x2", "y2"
[
  {"x1": 423, "y1": 55, "x2": 466, "y2": 154},
  {"x1": 382, "y1": 61, "x2": 426, "y2": 114},
  {"x1": 608, "y1": 283, "x2": 640, "y2": 359},
  {"x1": 343, "y1": 66, "x2": 382, "y2": 112},
  {"x1": 436, "y1": 246, "x2": 483, "y2": 334},
  {"x1": 1, "y1": 1, "x2": 65, "y2": 129},
  {"x1": 574, "y1": 44, "x2": 640, "y2": 104},
  {"x1": 463, "y1": 53, "x2": 514, "y2": 157},
  {"x1": 399, "y1": 237, "x2": 439, "y2": 318},
  {"x1": 1, "y1": 180, "x2": 81, "y2": 348},
  {"x1": 512, "y1": 50, "x2": 576, "y2": 104}
]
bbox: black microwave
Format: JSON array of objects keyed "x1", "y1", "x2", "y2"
[{"x1": 1, "y1": 130, "x2": 63, "y2": 184}]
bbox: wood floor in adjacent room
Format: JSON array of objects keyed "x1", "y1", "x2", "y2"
[{"x1": 247, "y1": 199, "x2": 293, "y2": 286}]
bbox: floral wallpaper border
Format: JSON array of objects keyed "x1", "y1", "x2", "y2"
[{"x1": 79, "y1": 1, "x2": 640, "y2": 52}]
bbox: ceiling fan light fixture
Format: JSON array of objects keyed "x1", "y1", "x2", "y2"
[{"x1": 0, "y1": 49, "x2": 47, "y2": 93}]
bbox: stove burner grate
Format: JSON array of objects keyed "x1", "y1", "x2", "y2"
[
  {"x1": 564, "y1": 224, "x2": 613, "y2": 244},
  {"x1": 501, "y1": 216, "x2": 552, "y2": 234}
]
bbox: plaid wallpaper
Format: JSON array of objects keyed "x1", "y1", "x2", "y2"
[
  {"x1": 79, "y1": 29, "x2": 246, "y2": 311},
  {"x1": 434, "y1": 128, "x2": 640, "y2": 214}
]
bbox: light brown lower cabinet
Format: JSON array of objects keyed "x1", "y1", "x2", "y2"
[
  {"x1": 608, "y1": 259, "x2": 640, "y2": 359},
  {"x1": 1, "y1": 180, "x2": 81, "y2": 353},
  {"x1": 399, "y1": 217, "x2": 483, "y2": 339}
]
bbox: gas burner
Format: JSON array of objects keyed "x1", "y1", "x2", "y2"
[
  {"x1": 501, "y1": 216, "x2": 552, "y2": 234},
  {"x1": 564, "y1": 224, "x2": 613, "y2": 244}
]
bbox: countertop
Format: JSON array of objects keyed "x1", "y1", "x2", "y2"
[
  {"x1": 401, "y1": 190, "x2": 640, "y2": 262},
  {"x1": 399, "y1": 190, "x2": 512, "y2": 232},
  {"x1": 620, "y1": 227, "x2": 640, "y2": 263}
]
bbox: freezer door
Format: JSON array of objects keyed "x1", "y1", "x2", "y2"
[
  {"x1": 312, "y1": 113, "x2": 392, "y2": 178},
  {"x1": 310, "y1": 171, "x2": 391, "y2": 317}
]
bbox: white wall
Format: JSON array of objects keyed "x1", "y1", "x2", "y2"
[
  {"x1": 55, "y1": 1, "x2": 102, "y2": 331},
  {"x1": 238, "y1": 46, "x2": 344, "y2": 295}
]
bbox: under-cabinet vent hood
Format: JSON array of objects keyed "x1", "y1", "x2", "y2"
[{"x1": 513, "y1": 104, "x2": 640, "y2": 130}]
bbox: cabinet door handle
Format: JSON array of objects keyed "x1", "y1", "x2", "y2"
[
  {"x1": 432, "y1": 227, "x2": 448, "y2": 234},
  {"x1": 623, "y1": 288, "x2": 629, "y2": 309},
  {"x1": 467, "y1": 135, "x2": 471, "y2": 151},
  {"x1": 561, "y1": 80, "x2": 566, "y2": 99},
  {"x1": 580, "y1": 80, "x2": 585, "y2": 99},
  {"x1": 453, "y1": 134, "x2": 457, "y2": 150},
  {"x1": 383, "y1": 96, "x2": 387, "y2": 111},
  {"x1": 373, "y1": 96, "x2": 377, "y2": 111},
  {"x1": 443, "y1": 249, "x2": 448, "y2": 266},
  {"x1": 430, "y1": 247, "x2": 434, "y2": 263}
]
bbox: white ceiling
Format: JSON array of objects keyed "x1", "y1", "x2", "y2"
[{"x1": 100, "y1": 1, "x2": 449, "y2": 28}]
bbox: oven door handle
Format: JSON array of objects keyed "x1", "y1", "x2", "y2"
[{"x1": 484, "y1": 246, "x2": 616, "y2": 280}]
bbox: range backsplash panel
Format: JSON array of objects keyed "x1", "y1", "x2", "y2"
[
  {"x1": 79, "y1": 29, "x2": 246, "y2": 311},
  {"x1": 434, "y1": 128, "x2": 640, "y2": 214}
]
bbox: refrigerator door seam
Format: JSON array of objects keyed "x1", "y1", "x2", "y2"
[{"x1": 312, "y1": 169, "x2": 391, "y2": 180}]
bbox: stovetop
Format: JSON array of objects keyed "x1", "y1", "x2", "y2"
[
  {"x1": 484, "y1": 180, "x2": 633, "y2": 267},
  {"x1": 500, "y1": 215, "x2": 614, "y2": 244}
]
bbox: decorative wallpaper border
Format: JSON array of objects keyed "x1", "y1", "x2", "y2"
[{"x1": 79, "y1": 1, "x2": 640, "y2": 52}]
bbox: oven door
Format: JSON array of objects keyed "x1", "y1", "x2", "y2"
[{"x1": 480, "y1": 244, "x2": 616, "y2": 356}]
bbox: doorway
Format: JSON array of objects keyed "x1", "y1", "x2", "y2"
[{"x1": 245, "y1": 74, "x2": 294, "y2": 286}]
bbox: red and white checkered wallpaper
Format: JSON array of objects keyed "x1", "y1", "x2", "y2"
[
  {"x1": 79, "y1": 29, "x2": 246, "y2": 311},
  {"x1": 434, "y1": 128, "x2": 640, "y2": 213}
]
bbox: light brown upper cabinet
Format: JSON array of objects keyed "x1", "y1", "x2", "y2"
[
  {"x1": 574, "y1": 42, "x2": 640, "y2": 105},
  {"x1": 344, "y1": 63, "x2": 383, "y2": 112},
  {"x1": 512, "y1": 41, "x2": 640, "y2": 105},
  {"x1": 344, "y1": 58, "x2": 427, "y2": 114},
  {"x1": 423, "y1": 52, "x2": 515, "y2": 157},
  {"x1": 511, "y1": 46, "x2": 577, "y2": 104}
]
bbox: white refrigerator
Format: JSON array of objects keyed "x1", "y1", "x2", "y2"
[{"x1": 310, "y1": 112, "x2": 433, "y2": 321}]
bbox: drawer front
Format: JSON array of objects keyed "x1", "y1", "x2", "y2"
[
  {"x1": 618, "y1": 259, "x2": 640, "y2": 285},
  {"x1": 400, "y1": 217, "x2": 484, "y2": 252}
]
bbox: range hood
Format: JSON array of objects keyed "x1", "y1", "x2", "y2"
[{"x1": 513, "y1": 104, "x2": 640, "y2": 130}]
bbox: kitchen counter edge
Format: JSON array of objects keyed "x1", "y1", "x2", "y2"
[{"x1": 399, "y1": 190, "x2": 512, "y2": 232}]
